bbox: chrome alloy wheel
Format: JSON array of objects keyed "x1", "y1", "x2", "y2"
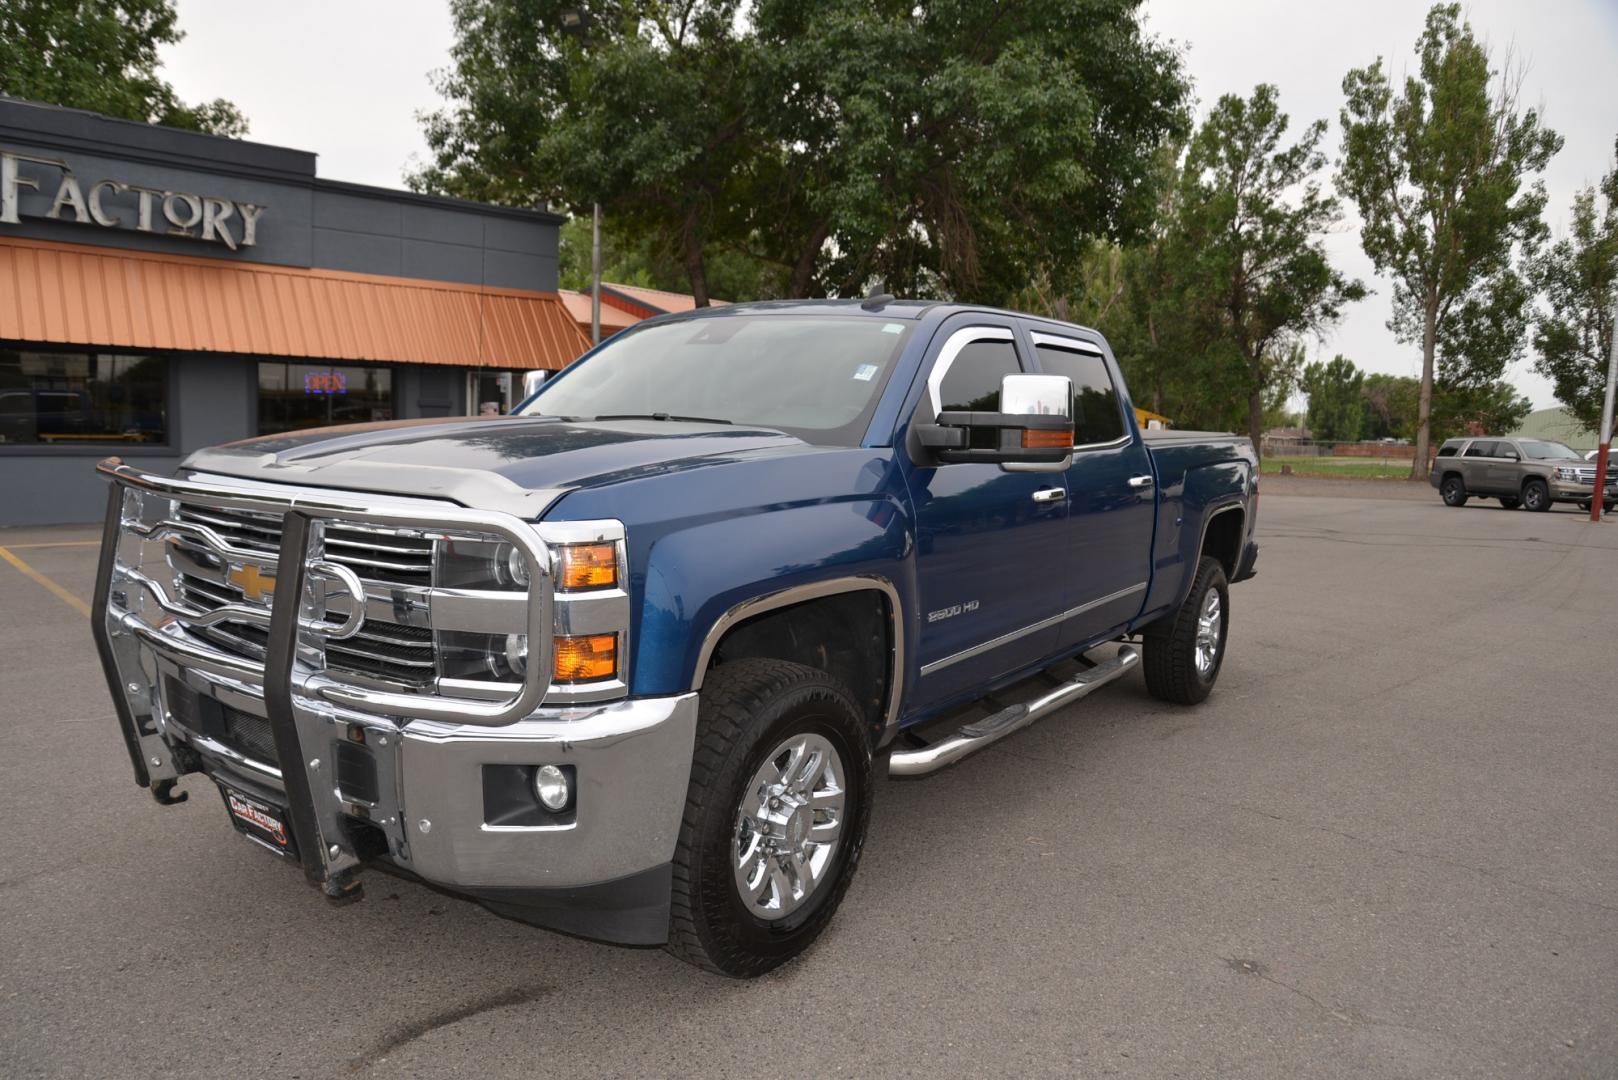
[
  {"x1": 733, "y1": 733, "x2": 846, "y2": 920},
  {"x1": 1194, "y1": 587, "x2": 1223, "y2": 677}
]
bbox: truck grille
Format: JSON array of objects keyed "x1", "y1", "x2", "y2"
[{"x1": 170, "y1": 503, "x2": 438, "y2": 688}]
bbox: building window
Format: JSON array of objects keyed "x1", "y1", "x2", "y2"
[
  {"x1": 257, "y1": 362, "x2": 393, "y2": 436},
  {"x1": 0, "y1": 349, "x2": 168, "y2": 446}
]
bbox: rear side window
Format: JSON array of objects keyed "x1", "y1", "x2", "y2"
[
  {"x1": 1464, "y1": 441, "x2": 1497, "y2": 457},
  {"x1": 937, "y1": 338, "x2": 1021, "y2": 413},
  {"x1": 1437, "y1": 443, "x2": 1460, "y2": 458},
  {"x1": 1033, "y1": 341, "x2": 1126, "y2": 445}
]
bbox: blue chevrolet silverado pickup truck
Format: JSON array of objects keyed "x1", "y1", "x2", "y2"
[{"x1": 93, "y1": 299, "x2": 1257, "y2": 976}]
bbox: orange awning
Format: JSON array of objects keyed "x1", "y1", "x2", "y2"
[{"x1": 0, "y1": 236, "x2": 591, "y2": 370}]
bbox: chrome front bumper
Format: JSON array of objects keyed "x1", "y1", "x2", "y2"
[{"x1": 92, "y1": 461, "x2": 697, "y2": 940}]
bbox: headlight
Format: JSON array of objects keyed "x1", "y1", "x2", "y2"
[
  {"x1": 1555, "y1": 467, "x2": 1579, "y2": 481},
  {"x1": 436, "y1": 537, "x2": 534, "y2": 591}
]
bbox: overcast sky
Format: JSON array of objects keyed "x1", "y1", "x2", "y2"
[{"x1": 161, "y1": 0, "x2": 1618, "y2": 409}]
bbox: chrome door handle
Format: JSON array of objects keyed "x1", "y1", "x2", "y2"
[
  {"x1": 1032, "y1": 487, "x2": 1067, "y2": 504},
  {"x1": 1128, "y1": 475, "x2": 1154, "y2": 490}
]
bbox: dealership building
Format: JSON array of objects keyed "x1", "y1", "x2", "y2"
[{"x1": 0, "y1": 98, "x2": 590, "y2": 527}]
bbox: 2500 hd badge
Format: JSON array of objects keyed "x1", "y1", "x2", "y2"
[{"x1": 93, "y1": 299, "x2": 1257, "y2": 976}]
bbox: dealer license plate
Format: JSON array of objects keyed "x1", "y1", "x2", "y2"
[{"x1": 219, "y1": 784, "x2": 297, "y2": 858}]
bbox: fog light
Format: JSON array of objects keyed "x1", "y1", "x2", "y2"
[{"x1": 534, "y1": 764, "x2": 570, "y2": 811}]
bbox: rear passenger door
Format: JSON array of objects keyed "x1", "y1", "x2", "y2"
[{"x1": 1461, "y1": 440, "x2": 1499, "y2": 492}]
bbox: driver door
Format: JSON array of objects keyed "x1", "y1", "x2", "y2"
[{"x1": 906, "y1": 317, "x2": 1073, "y2": 709}]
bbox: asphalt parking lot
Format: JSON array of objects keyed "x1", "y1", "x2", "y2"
[{"x1": 2, "y1": 483, "x2": 1615, "y2": 1079}]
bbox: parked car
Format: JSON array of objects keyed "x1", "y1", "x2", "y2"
[
  {"x1": 92, "y1": 299, "x2": 1258, "y2": 976},
  {"x1": 1432, "y1": 437, "x2": 1617, "y2": 512}
]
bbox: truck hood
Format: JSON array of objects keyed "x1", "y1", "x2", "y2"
[{"x1": 182, "y1": 415, "x2": 811, "y2": 519}]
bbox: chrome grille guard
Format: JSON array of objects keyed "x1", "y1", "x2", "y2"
[{"x1": 91, "y1": 458, "x2": 556, "y2": 899}]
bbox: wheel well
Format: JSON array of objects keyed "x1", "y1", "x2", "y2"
[
  {"x1": 705, "y1": 591, "x2": 893, "y2": 735},
  {"x1": 1441, "y1": 470, "x2": 1462, "y2": 485},
  {"x1": 1521, "y1": 475, "x2": 1548, "y2": 492},
  {"x1": 1201, "y1": 507, "x2": 1244, "y2": 577}
]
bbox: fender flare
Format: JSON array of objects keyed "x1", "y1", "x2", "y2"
[{"x1": 690, "y1": 574, "x2": 906, "y2": 741}]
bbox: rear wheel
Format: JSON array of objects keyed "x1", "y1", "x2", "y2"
[
  {"x1": 1522, "y1": 479, "x2": 1551, "y2": 512},
  {"x1": 1440, "y1": 475, "x2": 1468, "y2": 507},
  {"x1": 1143, "y1": 555, "x2": 1229, "y2": 706},
  {"x1": 1498, "y1": 497, "x2": 1520, "y2": 510},
  {"x1": 667, "y1": 658, "x2": 872, "y2": 977}
]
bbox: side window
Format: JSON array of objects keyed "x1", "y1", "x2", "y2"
[
  {"x1": 935, "y1": 337, "x2": 1021, "y2": 413},
  {"x1": 1436, "y1": 443, "x2": 1459, "y2": 458},
  {"x1": 1496, "y1": 441, "x2": 1519, "y2": 459},
  {"x1": 1032, "y1": 341, "x2": 1125, "y2": 445},
  {"x1": 1463, "y1": 441, "x2": 1496, "y2": 458}
]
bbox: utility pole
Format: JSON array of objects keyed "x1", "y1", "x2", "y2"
[
  {"x1": 1591, "y1": 293, "x2": 1617, "y2": 523},
  {"x1": 588, "y1": 202, "x2": 601, "y2": 346}
]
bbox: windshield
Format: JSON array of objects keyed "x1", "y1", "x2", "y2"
[
  {"x1": 522, "y1": 315, "x2": 914, "y2": 446},
  {"x1": 1520, "y1": 440, "x2": 1581, "y2": 461}
]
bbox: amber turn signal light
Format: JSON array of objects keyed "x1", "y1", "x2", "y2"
[
  {"x1": 1021, "y1": 426, "x2": 1074, "y2": 449},
  {"x1": 559, "y1": 542, "x2": 618, "y2": 590},
  {"x1": 553, "y1": 633, "x2": 618, "y2": 682}
]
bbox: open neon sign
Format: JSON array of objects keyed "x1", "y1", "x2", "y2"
[{"x1": 304, "y1": 371, "x2": 347, "y2": 395}]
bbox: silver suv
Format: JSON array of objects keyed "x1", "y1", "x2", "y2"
[{"x1": 1432, "y1": 437, "x2": 1617, "y2": 513}]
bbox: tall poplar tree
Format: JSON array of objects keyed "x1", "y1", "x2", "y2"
[{"x1": 1339, "y1": 4, "x2": 1560, "y2": 479}]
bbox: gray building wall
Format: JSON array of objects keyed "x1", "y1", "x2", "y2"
[
  {"x1": 0, "y1": 99, "x2": 561, "y2": 289},
  {"x1": 0, "y1": 99, "x2": 558, "y2": 528}
]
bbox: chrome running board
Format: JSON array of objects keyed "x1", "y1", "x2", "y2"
[{"x1": 888, "y1": 646, "x2": 1140, "y2": 778}]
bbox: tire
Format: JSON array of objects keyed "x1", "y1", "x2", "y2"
[
  {"x1": 1498, "y1": 497, "x2": 1520, "y2": 510},
  {"x1": 1522, "y1": 478, "x2": 1551, "y2": 513},
  {"x1": 1579, "y1": 501, "x2": 1592, "y2": 513},
  {"x1": 667, "y1": 658, "x2": 873, "y2": 977},
  {"x1": 1440, "y1": 475, "x2": 1468, "y2": 507},
  {"x1": 1142, "y1": 555, "x2": 1229, "y2": 706}
]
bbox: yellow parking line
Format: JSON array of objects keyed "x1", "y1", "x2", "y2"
[
  {"x1": 0, "y1": 545, "x2": 93, "y2": 618},
  {"x1": 2, "y1": 540, "x2": 101, "y2": 550}
]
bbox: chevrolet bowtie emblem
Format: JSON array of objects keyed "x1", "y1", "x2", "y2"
[{"x1": 228, "y1": 564, "x2": 277, "y2": 602}]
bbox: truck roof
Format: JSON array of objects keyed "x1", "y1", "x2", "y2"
[{"x1": 634, "y1": 297, "x2": 1108, "y2": 342}]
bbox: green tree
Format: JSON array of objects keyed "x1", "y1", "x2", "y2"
[
  {"x1": 1302, "y1": 355, "x2": 1366, "y2": 441},
  {"x1": 1532, "y1": 137, "x2": 1618, "y2": 433},
  {"x1": 0, "y1": 0, "x2": 247, "y2": 135},
  {"x1": 415, "y1": 1, "x2": 1189, "y2": 306},
  {"x1": 555, "y1": 215, "x2": 784, "y2": 300},
  {"x1": 1169, "y1": 85, "x2": 1364, "y2": 448},
  {"x1": 1430, "y1": 378, "x2": 1532, "y2": 443},
  {"x1": 1360, "y1": 372, "x2": 1421, "y2": 440},
  {"x1": 1338, "y1": 4, "x2": 1561, "y2": 479},
  {"x1": 747, "y1": 0, "x2": 1189, "y2": 301}
]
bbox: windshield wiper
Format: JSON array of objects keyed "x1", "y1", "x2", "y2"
[{"x1": 590, "y1": 413, "x2": 733, "y2": 425}]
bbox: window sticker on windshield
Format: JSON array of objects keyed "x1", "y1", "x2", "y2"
[
  {"x1": 881, "y1": 323, "x2": 905, "y2": 334},
  {"x1": 852, "y1": 364, "x2": 880, "y2": 381}
]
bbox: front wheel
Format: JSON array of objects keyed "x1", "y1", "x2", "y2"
[
  {"x1": 1142, "y1": 555, "x2": 1229, "y2": 705},
  {"x1": 1522, "y1": 479, "x2": 1551, "y2": 513},
  {"x1": 667, "y1": 658, "x2": 873, "y2": 977}
]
